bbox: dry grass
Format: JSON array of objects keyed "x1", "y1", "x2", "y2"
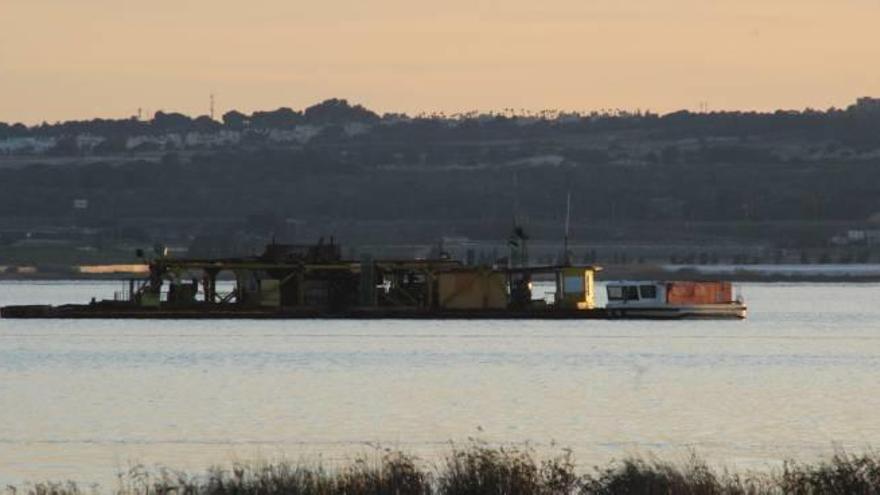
[{"x1": 10, "y1": 446, "x2": 880, "y2": 495}]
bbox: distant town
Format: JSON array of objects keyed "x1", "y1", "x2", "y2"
[{"x1": 2, "y1": 97, "x2": 880, "y2": 279}]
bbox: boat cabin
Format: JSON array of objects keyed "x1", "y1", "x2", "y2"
[
  {"x1": 555, "y1": 266, "x2": 599, "y2": 310},
  {"x1": 604, "y1": 280, "x2": 745, "y2": 319},
  {"x1": 606, "y1": 281, "x2": 736, "y2": 307},
  {"x1": 606, "y1": 281, "x2": 667, "y2": 307}
]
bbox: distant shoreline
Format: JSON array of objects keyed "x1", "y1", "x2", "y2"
[
  {"x1": 604, "y1": 263, "x2": 880, "y2": 283},
  {"x1": 4, "y1": 264, "x2": 880, "y2": 283}
]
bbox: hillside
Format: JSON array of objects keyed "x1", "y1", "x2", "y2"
[{"x1": 2, "y1": 97, "x2": 880, "y2": 267}]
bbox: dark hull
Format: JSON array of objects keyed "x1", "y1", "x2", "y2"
[
  {"x1": 1, "y1": 303, "x2": 612, "y2": 320},
  {"x1": 605, "y1": 304, "x2": 747, "y2": 320},
  {"x1": 0, "y1": 303, "x2": 747, "y2": 320}
]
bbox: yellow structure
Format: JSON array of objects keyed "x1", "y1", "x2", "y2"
[
  {"x1": 555, "y1": 267, "x2": 598, "y2": 310},
  {"x1": 437, "y1": 269, "x2": 508, "y2": 309}
]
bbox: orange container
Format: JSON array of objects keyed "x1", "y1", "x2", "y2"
[{"x1": 666, "y1": 281, "x2": 732, "y2": 305}]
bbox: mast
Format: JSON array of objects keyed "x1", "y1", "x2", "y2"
[{"x1": 563, "y1": 191, "x2": 571, "y2": 265}]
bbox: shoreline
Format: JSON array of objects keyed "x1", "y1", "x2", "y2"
[{"x1": 5, "y1": 266, "x2": 880, "y2": 283}]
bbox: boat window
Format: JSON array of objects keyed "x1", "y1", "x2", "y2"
[
  {"x1": 564, "y1": 275, "x2": 584, "y2": 294},
  {"x1": 623, "y1": 286, "x2": 639, "y2": 301},
  {"x1": 639, "y1": 285, "x2": 657, "y2": 299},
  {"x1": 607, "y1": 286, "x2": 623, "y2": 300}
]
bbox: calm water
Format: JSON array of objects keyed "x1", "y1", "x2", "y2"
[{"x1": 1, "y1": 281, "x2": 879, "y2": 485}]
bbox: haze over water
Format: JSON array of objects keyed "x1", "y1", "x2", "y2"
[{"x1": 2, "y1": 282, "x2": 880, "y2": 485}]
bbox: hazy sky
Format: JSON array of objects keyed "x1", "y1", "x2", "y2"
[{"x1": 2, "y1": 0, "x2": 879, "y2": 124}]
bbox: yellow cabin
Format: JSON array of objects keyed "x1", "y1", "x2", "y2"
[{"x1": 555, "y1": 266, "x2": 598, "y2": 310}]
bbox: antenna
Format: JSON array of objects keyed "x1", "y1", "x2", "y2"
[
  {"x1": 210, "y1": 93, "x2": 215, "y2": 120},
  {"x1": 509, "y1": 171, "x2": 529, "y2": 268},
  {"x1": 563, "y1": 191, "x2": 572, "y2": 265},
  {"x1": 512, "y1": 171, "x2": 520, "y2": 224}
]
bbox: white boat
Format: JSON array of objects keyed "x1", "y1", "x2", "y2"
[{"x1": 604, "y1": 281, "x2": 747, "y2": 319}]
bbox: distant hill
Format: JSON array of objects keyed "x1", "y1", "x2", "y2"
[
  {"x1": 1, "y1": 96, "x2": 880, "y2": 255},
  {"x1": 3, "y1": 97, "x2": 880, "y2": 156}
]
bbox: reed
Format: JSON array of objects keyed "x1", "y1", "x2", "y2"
[
  {"x1": 438, "y1": 444, "x2": 579, "y2": 495},
  {"x1": 11, "y1": 447, "x2": 880, "y2": 495}
]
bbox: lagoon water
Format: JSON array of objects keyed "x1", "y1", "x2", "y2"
[{"x1": 1, "y1": 281, "x2": 880, "y2": 485}]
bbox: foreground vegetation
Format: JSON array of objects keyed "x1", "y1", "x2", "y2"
[{"x1": 13, "y1": 445, "x2": 880, "y2": 495}]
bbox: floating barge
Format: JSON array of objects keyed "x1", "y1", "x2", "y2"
[{"x1": 0, "y1": 241, "x2": 745, "y2": 320}]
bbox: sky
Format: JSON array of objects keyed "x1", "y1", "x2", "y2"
[{"x1": 2, "y1": 0, "x2": 880, "y2": 124}]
